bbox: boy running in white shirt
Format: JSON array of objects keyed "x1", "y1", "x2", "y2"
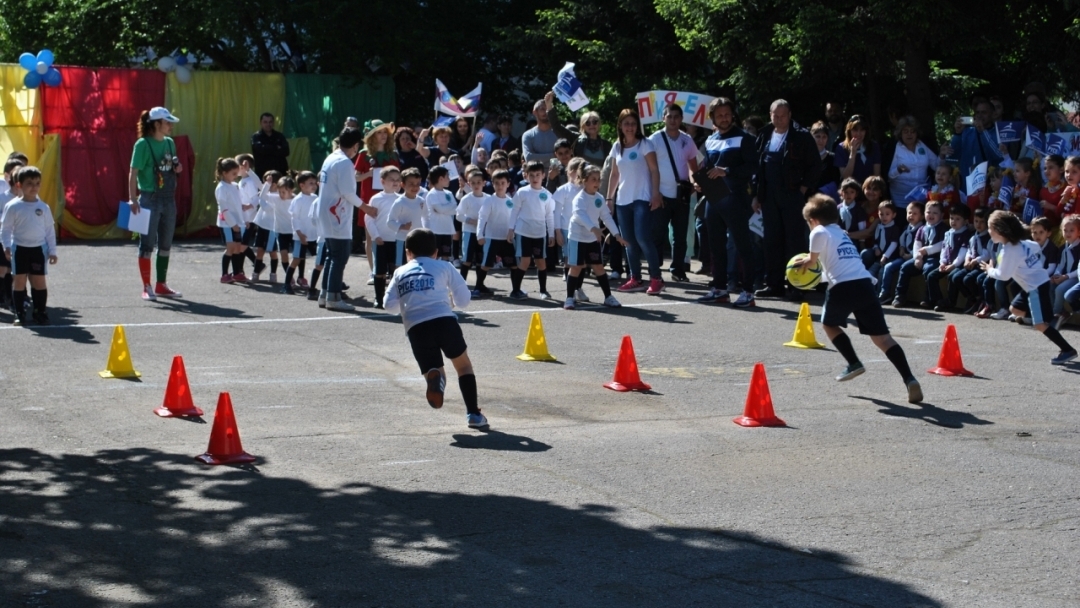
[
  {"x1": 365, "y1": 167, "x2": 404, "y2": 308},
  {"x1": 507, "y1": 161, "x2": 555, "y2": 299},
  {"x1": 566, "y1": 164, "x2": 627, "y2": 309},
  {"x1": 424, "y1": 166, "x2": 457, "y2": 261},
  {"x1": 456, "y1": 170, "x2": 488, "y2": 286},
  {"x1": 281, "y1": 172, "x2": 319, "y2": 294},
  {"x1": 383, "y1": 228, "x2": 488, "y2": 430},
  {"x1": 1, "y1": 167, "x2": 58, "y2": 325},
  {"x1": 474, "y1": 170, "x2": 516, "y2": 296},
  {"x1": 794, "y1": 194, "x2": 923, "y2": 404}
]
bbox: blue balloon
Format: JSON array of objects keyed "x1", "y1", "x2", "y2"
[
  {"x1": 23, "y1": 71, "x2": 42, "y2": 89},
  {"x1": 175, "y1": 55, "x2": 188, "y2": 66},
  {"x1": 43, "y1": 68, "x2": 62, "y2": 87},
  {"x1": 19, "y1": 52, "x2": 37, "y2": 71},
  {"x1": 36, "y1": 49, "x2": 54, "y2": 66}
]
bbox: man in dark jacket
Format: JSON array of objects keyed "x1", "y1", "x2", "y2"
[
  {"x1": 753, "y1": 100, "x2": 822, "y2": 300},
  {"x1": 251, "y1": 112, "x2": 290, "y2": 178}
]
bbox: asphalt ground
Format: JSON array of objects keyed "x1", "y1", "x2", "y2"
[{"x1": 1, "y1": 240, "x2": 1078, "y2": 607}]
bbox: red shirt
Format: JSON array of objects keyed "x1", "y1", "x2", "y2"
[
  {"x1": 354, "y1": 151, "x2": 401, "y2": 225},
  {"x1": 1040, "y1": 182, "x2": 1065, "y2": 225},
  {"x1": 1057, "y1": 184, "x2": 1079, "y2": 218},
  {"x1": 928, "y1": 185, "x2": 959, "y2": 209}
]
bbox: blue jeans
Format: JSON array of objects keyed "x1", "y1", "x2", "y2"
[
  {"x1": 1053, "y1": 276, "x2": 1079, "y2": 314},
  {"x1": 322, "y1": 238, "x2": 352, "y2": 294},
  {"x1": 616, "y1": 200, "x2": 661, "y2": 280},
  {"x1": 896, "y1": 256, "x2": 938, "y2": 303},
  {"x1": 137, "y1": 191, "x2": 177, "y2": 257},
  {"x1": 878, "y1": 258, "x2": 905, "y2": 298}
]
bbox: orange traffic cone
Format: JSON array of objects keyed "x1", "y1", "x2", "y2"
[
  {"x1": 154, "y1": 356, "x2": 204, "y2": 418},
  {"x1": 928, "y1": 324, "x2": 973, "y2": 377},
  {"x1": 195, "y1": 393, "x2": 256, "y2": 465},
  {"x1": 603, "y1": 335, "x2": 652, "y2": 392},
  {"x1": 733, "y1": 363, "x2": 786, "y2": 427}
]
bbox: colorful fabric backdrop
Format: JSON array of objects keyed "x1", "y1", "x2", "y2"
[{"x1": 0, "y1": 65, "x2": 394, "y2": 239}]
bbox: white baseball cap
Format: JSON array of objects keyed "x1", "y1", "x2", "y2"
[{"x1": 149, "y1": 107, "x2": 179, "y2": 123}]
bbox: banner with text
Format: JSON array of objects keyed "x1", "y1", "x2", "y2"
[{"x1": 636, "y1": 90, "x2": 716, "y2": 129}]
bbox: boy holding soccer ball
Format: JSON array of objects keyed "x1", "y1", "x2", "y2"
[{"x1": 794, "y1": 195, "x2": 923, "y2": 404}]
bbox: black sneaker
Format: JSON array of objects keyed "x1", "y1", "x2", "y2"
[
  {"x1": 279, "y1": 284, "x2": 295, "y2": 295},
  {"x1": 425, "y1": 369, "x2": 445, "y2": 408},
  {"x1": 878, "y1": 293, "x2": 894, "y2": 304},
  {"x1": 835, "y1": 363, "x2": 866, "y2": 382},
  {"x1": 13, "y1": 311, "x2": 26, "y2": 326},
  {"x1": 671, "y1": 272, "x2": 690, "y2": 283},
  {"x1": 254, "y1": 260, "x2": 267, "y2": 275},
  {"x1": 306, "y1": 289, "x2": 319, "y2": 301},
  {"x1": 32, "y1": 311, "x2": 49, "y2": 325},
  {"x1": 1051, "y1": 350, "x2": 1078, "y2": 365}
]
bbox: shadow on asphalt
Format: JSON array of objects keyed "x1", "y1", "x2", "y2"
[
  {"x1": 852, "y1": 396, "x2": 994, "y2": 429},
  {"x1": 449, "y1": 430, "x2": 552, "y2": 451},
  {"x1": 14, "y1": 307, "x2": 100, "y2": 344},
  {"x1": 155, "y1": 298, "x2": 256, "y2": 320},
  {"x1": 0, "y1": 447, "x2": 942, "y2": 607}
]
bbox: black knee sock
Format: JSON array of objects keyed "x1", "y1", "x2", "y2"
[
  {"x1": 13, "y1": 289, "x2": 26, "y2": 315},
  {"x1": 567, "y1": 274, "x2": 578, "y2": 298},
  {"x1": 30, "y1": 288, "x2": 46, "y2": 313},
  {"x1": 597, "y1": 273, "x2": 612, "y2": 297},
  {"x1": 231, "y1": 253, "x2": 244, "y2": 275},
  {"x1": 829, "y1": 332, "x2": 861, "y2": 366},
  {"x1": 284, "y1": 264, "x2": 296, "y2": 284},
  {"x1": 458, "y1": 373, "x2": 480, "y2": 415},
  {"x1": 310, "y1": 268, "x2": 322, "y2": 290},
  {"x1": 511, "y1": 268, "x2": 524, "y2": 292},
  {"x1": 474, "y1": 268, "x2": 487, "y2": 289},
  {"x1": 538, "y1": 269, "x2": 548, "y2": 293},
  {"x1": 885, "y1": 344, "x2": 915, "y2": 383},
  {"x1": 270, "y1": 258, "x2": 279, "y2": 273},
  {"x1": 222, "y1": 254, "x2": 231, "y2": 275},
  {"x1": 460, "y1": 265, "x2": 470, "y2": 280},
  {"x1": 245, "y1": 248, "x2": 256, "y2": 263},
  {"x1": 298, "y1": 259, "x2": 306, "y2": 277},
  {"x1": 1043, "y1": 327, "x2": 1074, "y2": 352},
  {"x1": 374, "y1": 277, "x2": 386, "y2": 304}
]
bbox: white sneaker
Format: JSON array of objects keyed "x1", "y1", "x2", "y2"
[
  {"x1": 607, "y1": 271, "x2": 621, "y2": 280},
  {"x1": 603, "y1": 295, "x2": 622, "y2": 307},
  {"x1": 318, "y1": 293, "x2": 327, "y2": 308},
  {"x1": 366, "y1": 277, "x2": 375, "y2": 285},
  {"x1": 732, "y1": 291, "x2": 755, "y2": 308},
  {"x1": 269, "y1": 272, "x2": 278, "y2": 284},
  {"x1": 1017, "y1": 316, "x2": 1032, "y2": 326},
  {"x1": 494, "y1": 261, "x2": 504, "y2": 269},
  {"x1": 252, "y1": 272, "x2": 261, "y2": 282},
  {"x1": 467, "y1": 412, "x2": 489, "y2": 429},
  {"x1": 142, "y1": 284, "x2": 157, "y2": 301},
  {"x1": 575, "y1": 289, "x2": 590, "y2": 302},
  {"x1": 564, "y1": 297, "x2": 575, "y2": 310},
  {"x1": 326, "y1": 297, "x2": 356, "y2": 312},
  {"x1": 990, "y1": 308, "x2": 1010, "y2": 320},
  {"x1": 539, "y1": 291, "x2": 553, "y2": 301}
]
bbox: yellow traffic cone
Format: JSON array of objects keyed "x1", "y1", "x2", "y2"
[
  {"x1": 99, "y1": 325, "x2": 141, "y2": 378},
  {"x1": 783, "y1": 303, "x2": 825, "y2": 349},
  {"x1": 516, "y1": 312, "x2": 557, "y2": 361}
]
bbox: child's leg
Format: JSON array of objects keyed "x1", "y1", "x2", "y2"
[
  {"x1": 924, "y1": 265, "x2": 943, "y2": 304},
  {"x1": 964, "y1": 270, "x2": 984, "y2": 305},
  {"x1": 878, "y1": 258, "x2": 902, "y2": 298},
  {"x1": 448, "y1": 351, "x2": 480, "y2": 416},
  {"x1": 566, "y1": 266, "x2": 582, "y2": 298},
  {"x1": 946, "y1": 268, "x2": 967, "y2": 306},
  {"x1": 1053, "y1": 277, "x2": 1078, "y2": 315},
  {"x1": 981, "y1": 276, "x2": 997, "y2": 309},
  {"x1": 894, "y1": 259, "x2": 918, "y2": 303},
  {"x1": 868, "y1": 334, "x2": 917, "y2": 383},
  {"x1": 11, "y1": 273, "x2": 28, "y2": 316},
  {"x1": 512, "y1": 256, "x2": 530, "y2": 292},
  {"x1": 823, "y1": 325, "x2": 862, "y2": 368},
  {"x1": 28, "y1": 274, "x2": 47, "y2": 314},
  {"x1": 230, "y1": 244, "x2": 244, "y2": 275},
  {"x1": 221, "y1": 246, "x2": 232, "y2": 276},
  {"x1": 535, "y1": 256, "x2": 548, "y2": 293},
  {"x1": 591, "y1": 264, "x2": 613, "y2": 297}
]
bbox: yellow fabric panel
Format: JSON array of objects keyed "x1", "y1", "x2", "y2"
[
  {"x1": 0, "y1": 64, "x2": 43, "y2": 163},
  {"x1": 38, "y1": 134, "x2": 65, "y2": 221},
  {"x1": 165, "y1": 71, "x2": 286, "y2": 235},
  {"x1": 288, "y1": 137, "x2": 311, "y2": 173}
]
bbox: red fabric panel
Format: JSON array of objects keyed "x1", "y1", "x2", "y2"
[
  {"x1": 41, "y1": 67, "x2": 169, "y2": 229},
  {"x1": 173, "y1": 136, "x2": 195, "y2": 223}
]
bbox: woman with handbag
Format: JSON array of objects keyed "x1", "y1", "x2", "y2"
[
  {"x1": 127, "y1": 107, "x2": 183, "y2": 301},
  {"x1": 647, "y1": 104, "x2": 699, "y2": 282}
]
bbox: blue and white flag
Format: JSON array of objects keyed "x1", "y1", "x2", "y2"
[
  {"x1": 818, "y1": 181, "x2": 839, "y2": 202},
  {"x1": 1045, "y1": 133, "x2": 1070, "y2": 156},
  {"x1": 553, "y1": 62, "x2": 590, "y2": 112},
  {"x1": 997, "y1": 172, "x2": 1014, "y2": 207},
  {"x1": 903, "y1": 184, "x2": 930, "y2": 204},
  {"x1": 432, "y1": 115, "x2": 454, "y2": 127},
  {"x1": 1025, "y1": 125, "x2": 1046, "y2": 154},
  {"x1": 966, "y1": 161, "x2": 988, "y2": 196},
  {"x1": 1022, "y1": 198, "x2": 1041, "y2": 223},
  {"x1": 995, "y1": 121, "x2": 1025, "y2": 143}
]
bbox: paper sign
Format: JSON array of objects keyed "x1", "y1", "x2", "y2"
[
  {"x1": 553, "y1": 62, "x2": 590, "y2": 112},
  {"x1": 748, "y1": 211, "x2": 764, "y2": 238},
  {"x1": 636, "y1": 90, "x2": 717, "y2": 129},
  {"x1": 371, "y1": 167, "x2": 383, "y2": 190},
  {"x1": 117, "y1": 201, "x2": 150, "y2": 235},
  {"x1": 995, "y1": 121, "x2": 1024, "y2": 143},
  {"x1": 440, "y1": 162, "x2": 460, "y2": 182},
  {"x1": 966, "y1": 161, "x2": 988, "y2": 196},
  {"x1": 1022, "y1": 198, "x2": 1041, "y2": 223}
]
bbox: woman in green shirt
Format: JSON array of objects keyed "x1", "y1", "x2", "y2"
[{"x1": 128, "y1": 107, "x2": 183, "y2": 301}]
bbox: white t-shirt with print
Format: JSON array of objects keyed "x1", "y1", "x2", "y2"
[
  {"x1": 647, "y1": 130, "x2": 696, "y2": 198},
  {"x1": 609, "y1": 138, "x2": 656, "y2": 206},
  {"x1": 809, "y1": 223, "x2": 872, "y2": 288}
]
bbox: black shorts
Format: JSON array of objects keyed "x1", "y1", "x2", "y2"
[
  {"x1": 821, "y1": 278, "x2": 890, "y2": 336},
  {"x1": 434, "y1": 234, "x2": 453, "y2": 258},
  {"x1": 567, "y1": 239, "x2": 603, "y2": 267},
  {"x1": 253, "y1": 225, "x2": 278, "y2": 251},
  {"x1": 220, "y1": 226, "x2": 244, "y2": 245},
  {"x1": 11, "y1": 245, "x2": 47, "y2": 276},
  {"x1": 1011, "y1": 281, "x2": 1054, "y2": 326},
  {"x1": 277, "y1": 233, "x2": 294, "y2": 254},
  {"x1": 0, "y1": 249, "x2": 10, "y2": 268},
  {"x1": 515, "y1": 235, "x2": 546, "y2": 260},
  {"x1": 373, "y1": 240, "x2": 404, "y2": 276},
  {"x1": 406, "y1": 316, "x2": 467, "y2": 373},
  {"x1": 482, "y1": 239, "x2": 515, "y2": 268},
  {"x1": 242, "y1": 224, "x2": 258, "y2": 247},
  {"x1": 291, "y1": 240, "x2": 317, "y2": 259},
  {"x1": 461, "y1": 231, "x2": 482, "y2": 265}
]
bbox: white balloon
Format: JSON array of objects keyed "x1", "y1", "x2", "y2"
[
  {"x1": 157, "y1": 56, "x2": 176, "y2": 72},
  {"x1": 36, "y1": 61, "x2": 48, "y2": 75},
  {"x1": 174, "y1": 65, "x2": 192, "y2": 84}
]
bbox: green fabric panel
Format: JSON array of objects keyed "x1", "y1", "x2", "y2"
[{"x1": 284, "y1": 75, "x2": 395, "y2": 170}]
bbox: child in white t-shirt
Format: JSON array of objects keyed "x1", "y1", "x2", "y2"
[
  {"x1": 474, "y1": 170, "x2": 516, "y2": 296},
  {"x1": 281, "y1": 171, "x2": 320, "y2": 294},
  {"x1": 365, "y1": 167, "x2": 404, "y2": 308},
  {"x1": 424, "y1": 166, "x2": 457, "y2": 261},
  {"x1": 0, "y1": 166, "x2": 57, "y2": 325},
  {"x1": 456, "y1": 170, "x2": 488, "y2": 287},
  {"x1": 383, "y1": 228, "x2": 488, "y2": 430},
  {"x1": 794, "y1": 194, "x2": 923, "y2": 404},
  {"x1": 234, "y1": 153, "x2": 261, "y2": 271},
  {"x1": 252, "y1": 170, "x2": 282, "y2": 282},
  {"x1": 507, "y1": 161, "x2": 555, "y2": 299},
  {"x1": 565, "y1": 163, "x2": 627, "y2": 309},
  {"x1": 213, "y1": 158, "x2": 248, "y2": 284}
]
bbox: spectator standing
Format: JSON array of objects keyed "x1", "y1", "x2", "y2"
[
  {"x1": 648, "y1": 103, "x2": 698, "y2": 282},
  {"x1": 251, "y1": 112, "x2": 290, "y2": 178}
]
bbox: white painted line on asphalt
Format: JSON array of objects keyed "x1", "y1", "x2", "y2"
[
  {"x1": 0, "y1": 301, "x2": 693, "y2": 331},
  {"x1": 380, "y1": 459, "x2": 435, "y2": 466}
]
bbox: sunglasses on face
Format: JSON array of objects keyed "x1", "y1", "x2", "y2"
[{"x1": 585, "y1": 120, "x2": 599, "y2": 126}]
